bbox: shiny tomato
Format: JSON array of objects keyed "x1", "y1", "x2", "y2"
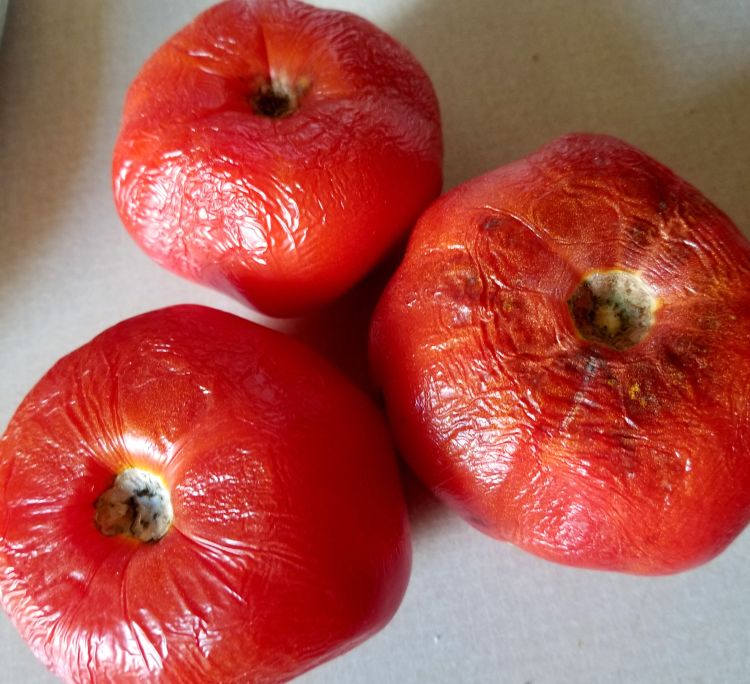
[
  {"x1": 0, "y1": 305, "x2": 410, "y2": 682},
  {"x1": 112, "y1": 0, "x2": 443, "y2": 317},
  {"x1": 371, "y1": 133, "x2": 750, "y2": 574}
]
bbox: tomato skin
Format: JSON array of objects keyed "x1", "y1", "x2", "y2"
[
  {"x1": 0, "y1": 305, "x2": 410, "y2": 683},
  {"x1": 371, "y1": 133, "x2": 750, "y2": 574},
  {"x1": 112, "y1": 0, "x2": 443, "y2": 318}
]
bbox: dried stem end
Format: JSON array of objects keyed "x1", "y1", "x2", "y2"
[
  {"x1": 250, "y1": 76, "x2": 311, "y2": 118},
  {"x1": 568, "y1": 270, "x2": 656, "y2": 350},
  {"x1": 94, "y1": 468, "x2": 173, "y2": 543}
]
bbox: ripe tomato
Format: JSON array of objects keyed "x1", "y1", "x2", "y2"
[
  {"x1": 371, "y1": 133, "x2": 750, "y2": 574},
  {"x1": 0, "y1": 305, "x2": 410, "y2": 682},
  {"x1": 112, "y1": 0, "x2": 443, "y2": 317}
]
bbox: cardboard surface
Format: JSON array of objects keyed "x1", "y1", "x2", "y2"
[{"x1": 0, "y1": 1, "x2": 748, "y2": 682}]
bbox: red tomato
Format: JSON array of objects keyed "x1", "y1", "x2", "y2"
[
  {"x1": 0, "y1": 305, "x2": 410, "y2": 682},
  {"x1": 371, "y1": 133, "x2": 750, "y2": 574},
  {"x1": 112, "y1": 0, "x2": 443, "y2": 317}
]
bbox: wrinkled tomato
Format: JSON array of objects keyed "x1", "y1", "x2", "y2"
[
  {"x1": 113, "y1": 0, "x2": 443, "y2": 317},
  {"x1": 371, "y1": 133, "x2": 750, "y2": 574},
  {"x1": 0, "y1": 305, "x2": 410, "y2": 682}
]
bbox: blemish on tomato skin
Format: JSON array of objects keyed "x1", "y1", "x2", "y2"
[
  {"x1": 698, "y1": 316, "x2": 721, "y2": 332},
  {"x1": 625, "y1": 381, "x2": 651, "y2": 409},
  {"x1": 480, "y1": 216, "x2": 503, "y2": 231},
  {"x1": 662, "y1": 336, "x2": 710, "y2": 376},
  {"x1": 627, "y1": 221, "x2": 660, "y2": 249},
  {"x1": 433, "y1": 253, "x2": 484, "y2": 306}
]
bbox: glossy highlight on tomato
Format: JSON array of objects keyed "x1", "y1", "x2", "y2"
[
  {"x1": 112, "y1": 0, "x2": 443, "y2": 317},
  {"x1": 0, "y1": 305, "x2": 410, "y2": 682},
  {"x1": 371, "y1": 133, "x2": 750, "y2": 574}
]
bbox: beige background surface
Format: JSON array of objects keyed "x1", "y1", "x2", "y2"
[{"x1": 1, "y1": 1, "x2": 749, "y2": 682}]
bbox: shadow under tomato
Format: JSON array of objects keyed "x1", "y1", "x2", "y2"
[
  {"x1": 399, "y1": 462, "x2": 448, "y2": 536},
  {"x1": 278, "y1": 239, "x2": 455, "y2": 536},
  {"x1": 280, "y1": 242, "x2": 406, "y2": 398}
]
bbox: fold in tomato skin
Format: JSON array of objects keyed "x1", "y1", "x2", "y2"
[
  {"x1": 370, "y1": 133, "x2": 750, "y2": 575},
  {"x1": 0, "y1": 305, "x2": 410, "y2": 683},
  {"x1": 112, "y1": 0, "x2": 443, "y2": 318}
]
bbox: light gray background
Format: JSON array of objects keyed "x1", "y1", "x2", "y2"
[{"x1": 1, "y1": 1, "x2": 749, "y2": 682}]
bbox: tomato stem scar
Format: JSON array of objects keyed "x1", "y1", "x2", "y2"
[
  {"x1": 568, "y1": 270, "x2": 656, "y2": 350},
  {"x1": 94, "y1": 468, "x2": 173, "y2": 542},
  {"x1": 251, "y1": 79, "x2": 299, "y2": 118}
]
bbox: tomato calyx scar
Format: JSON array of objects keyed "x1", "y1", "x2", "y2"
[
  {"x1": 249, "y1": 76, "x2": 311, "y2": 118},
  {"x1": 568, "y1": 270, "x2": 657, "y2": 351},
  {"x1": 94, "y1": 468, "x2": 174, "y2": 543}
]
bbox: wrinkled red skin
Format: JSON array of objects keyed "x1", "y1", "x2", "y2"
[
  {"x1": 112, "y1": 0, "x2": 442, "y2": 318},
  {"x1": 0, "y1": 306, "x2": 410, "y2": 683},
  {"x1": 371, "y1": 133, "x2": 750, "y2": 574}
]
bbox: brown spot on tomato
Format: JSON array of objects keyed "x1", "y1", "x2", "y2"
[
  {"x1": 617, "y1": 434, "x2": 640, "y2": 456},
  {"x1": 434, "y1": 252, "x2": 484, "y2": 305},
  {"x1": 627, "y1": 221, "x2": 659, "y2": 249},
  {"x1": 698, "y1": 316, "x2": 720, "y2": 332},
  {"x1": 663, "y1": 336, "x2": 709, "y2": 373}
]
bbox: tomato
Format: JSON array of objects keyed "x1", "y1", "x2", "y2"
[
  {"x1": 0, "y1": 305, "x2": 410, "y2": 682},
  {"x1": 371, "y1": 133, "x2": 750, "y2": 574},
  {"x1": 112, "y1": 0, "x2": 443, "y2": 317}
]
